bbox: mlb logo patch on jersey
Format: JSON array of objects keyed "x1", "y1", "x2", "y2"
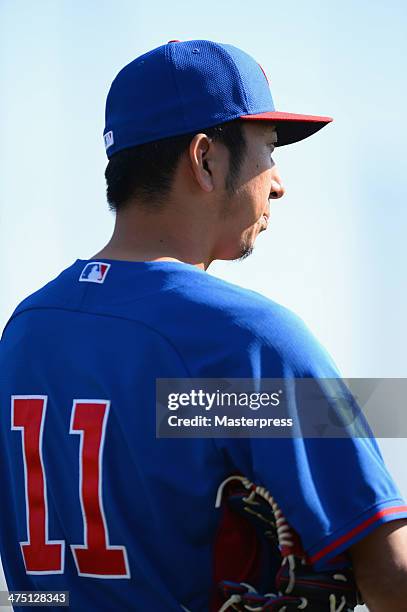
[{"x1": 79, "y1": 262, "x2": 111, "y2": 284}]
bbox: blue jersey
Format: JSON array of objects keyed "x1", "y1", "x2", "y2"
[{"x1": 0, "y1": 258, "x2": 406, "y2": 611}]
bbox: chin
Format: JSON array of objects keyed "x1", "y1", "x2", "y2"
[
  {"x1": 234, "y1": 237, "x2": 256, "y2": 262},
  {"x1": 212, "y1": 245, "x2": 249, "y2": 262},
  {"x1": 236, "y1": 245, "x2": 254, "y2": 261},
  {"x1": 213, "y1": 228, "x2": 258, "y2": 261}
]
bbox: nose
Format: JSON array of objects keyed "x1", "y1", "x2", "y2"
[{"x1": 269, "y1": 167, "x2": 285, "y2": 200}]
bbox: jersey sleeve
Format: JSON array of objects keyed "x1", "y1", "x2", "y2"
[{"x1": 214, "y1": 305, "x2": 407, "y2": 570}]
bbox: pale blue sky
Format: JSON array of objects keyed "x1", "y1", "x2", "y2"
[
  {"x1": 1, "y1": 1, "x2": 406, "y2": 600},
  {"x1": 2, "y1": 0, "x2": 406, "y2": 377}
]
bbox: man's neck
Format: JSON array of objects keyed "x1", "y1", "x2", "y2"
[{"x1": 89, "y1": 247, "x2": 207, "y2": 270}]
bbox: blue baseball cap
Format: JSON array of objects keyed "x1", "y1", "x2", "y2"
[{"x1": 103, "y1": 39, "x2": 332, "y2": 158}]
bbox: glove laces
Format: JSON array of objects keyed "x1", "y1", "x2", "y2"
[
  {"x1": 216, "y1": 475, "x2": 298, "y2": 593},
  {"x1": 215, "y1": 476, "x2": 353, "y2": 612}
]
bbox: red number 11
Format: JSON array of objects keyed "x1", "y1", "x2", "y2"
[{"x1": 11, "y1": 396, "x2": 130, "y2": 578}]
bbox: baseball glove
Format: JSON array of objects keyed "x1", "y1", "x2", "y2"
[{"x1": 214, "y1": 475, "x2": 362, "y2": 612}]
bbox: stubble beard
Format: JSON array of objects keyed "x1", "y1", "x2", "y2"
[
  {"x1": 221, "y1": 172, "x2": 255, "y2": 262},
  {"x1": 237, "y1": 235, "x2": 254, "y2": 261}
]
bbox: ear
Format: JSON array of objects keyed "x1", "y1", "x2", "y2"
[{"x1": 188, "y1": 133, "x2": 214, "y2": 193}]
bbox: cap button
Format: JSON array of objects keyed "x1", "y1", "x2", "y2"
[{"x1": 168, "y1": 39, "x2": 181, "y2": 43}]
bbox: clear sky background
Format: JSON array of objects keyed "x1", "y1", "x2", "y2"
[{"x1": 1, "y1": 1, "x2": 406, "y2": 605}]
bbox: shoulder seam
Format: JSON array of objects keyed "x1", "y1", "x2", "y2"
[{"x1": 3, "y1": 306, "x2": 193, "y2": 377}]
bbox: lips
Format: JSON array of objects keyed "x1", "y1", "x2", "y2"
[{"x1": 259, "y1": 213, "x2": 269, "y2": 231}]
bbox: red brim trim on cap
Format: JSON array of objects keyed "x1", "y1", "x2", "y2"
[{"x1": 239, "y1": 111, "x2": 333, "y2": 146}]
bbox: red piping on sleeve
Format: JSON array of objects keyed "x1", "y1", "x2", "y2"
[{"x1": 310, "y1": 505, "x2": 407, "y2": 564}]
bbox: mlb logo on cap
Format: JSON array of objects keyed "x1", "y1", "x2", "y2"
[{"x1": 79, "y1": 262, "x2": 111, "y2": 283}]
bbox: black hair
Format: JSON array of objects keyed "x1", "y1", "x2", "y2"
[{"x1": 104, "y1": 119, "x2": 247, "y2": 212}]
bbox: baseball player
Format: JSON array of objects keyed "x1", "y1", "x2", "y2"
[{"x1": 1, "y1": 40, "x2": 407, "y2": 611}]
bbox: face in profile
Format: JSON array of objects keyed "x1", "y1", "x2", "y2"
[{"x1": 214, "y1": 122, "x2": 285, "y2": 262}]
